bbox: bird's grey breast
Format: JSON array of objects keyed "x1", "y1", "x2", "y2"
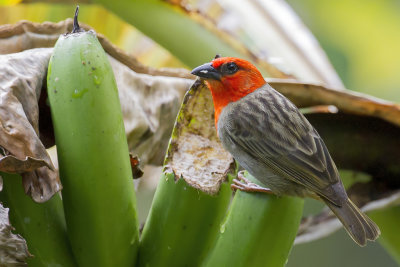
[{"x1": 217, "y1": 84, "x2": 342, "y2": 199}]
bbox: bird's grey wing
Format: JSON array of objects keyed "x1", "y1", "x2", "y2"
[{"x1": 221, "y1": 86, "x2": 341, "y2": 204}]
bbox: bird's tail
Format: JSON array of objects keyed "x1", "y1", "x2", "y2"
[{"x1": 324, "y1": 198, "x2": 380, "y2": 246}]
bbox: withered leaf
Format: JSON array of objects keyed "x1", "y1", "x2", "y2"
[
  {"x1": 0, "y1": 48, "x2": 60, "y2": 203},
  {"x1": 107, "y1": 55, "x2": 191, "y2": 165},
  {"x1": 268, "y1": 78, "x2": 400, "y2": 127},
  {"x1": 0, "y1": 204, "x2": 30, "y2": 266},
  {"x1": 0, "y1": 155, "x2": 51, "y2": 173}
]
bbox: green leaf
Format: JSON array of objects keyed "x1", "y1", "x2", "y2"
[{"x1": 92, "y1": 0, "x2": 248, "y2": 68}]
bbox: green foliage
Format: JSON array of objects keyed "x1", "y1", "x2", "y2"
[
  {"x1": 287, "y1": 0, "x2": 400, "y2": 101},
  {"x1": 91, "y1": 0, "x2": 250, "y2": 68}
]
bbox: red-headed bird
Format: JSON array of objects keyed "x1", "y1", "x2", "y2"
[{"x1": 191, "y1": 56, "x2": 380, "y2": 246}]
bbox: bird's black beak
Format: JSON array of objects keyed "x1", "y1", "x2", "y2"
[{"x1": 191, "y1": 63, "x2": 221, "y2": 81}]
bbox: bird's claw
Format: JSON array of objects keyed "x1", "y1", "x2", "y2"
[{"x1": 231, "y1": 171, "x2": 274, "y2": 194}]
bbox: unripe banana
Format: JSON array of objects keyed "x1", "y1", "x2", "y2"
[
  {"x1": 47, "y1": 7, "x2": 138, "y2": 267},
  {"x1": 0, "y1": 173, "x2": 76, "y2": 267},
  {"x1": 202, "y1": 172, "x2": 303, "y2": 267}
]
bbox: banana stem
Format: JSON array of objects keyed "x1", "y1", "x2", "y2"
[
  {"x1": 202, "y1": 172, "x2": 304, "y2": 267},
  {"x1": 72, "y1": 5, "x2": 82, "y2": 33},
  {"x1": 138, "y1": 172, "x2": 232, "y2": 267}
]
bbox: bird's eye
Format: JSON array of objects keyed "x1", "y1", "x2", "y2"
[{"x1": 224, "y1": 62, "x2": 239, "y2": 74}]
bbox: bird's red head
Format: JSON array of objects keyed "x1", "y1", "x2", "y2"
[{"x1": 191, "y1": 56, "x2": 266, "y2": 127}]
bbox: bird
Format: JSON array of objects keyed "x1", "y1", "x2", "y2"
[{"x1": 191, "y1": 55, "x2": 380, "y2": 246}]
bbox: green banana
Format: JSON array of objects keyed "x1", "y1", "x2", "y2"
[
  {"x1": 0, "y1": 172, "x2": 76, "y2": 267},
  {"x1": 138, "y1": 172, "x2": 232, "y2": 267},
  {"x1": 47, "y1": 7, "x2": 138, "y2": 267},
  {"x1": 202, "y1": 172, "x2": 304, "y2": 267}
]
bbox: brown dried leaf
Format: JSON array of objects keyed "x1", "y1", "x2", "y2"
[
  {"x1": 108, "y1": 55, "x2": 192, "y2": 165},
  {"x1": 0, "y1": 48, "x2": 60, "y2": 202},
  {"x1": 0, "y1": 155, "x2": 51, "y2": 173},
  {"x1": 0, "y1": 204, "x2": 30, "y2": 266},
  {"x1": 300, "y1": 105, "x2": 339, "y2": 115},
  {"x1": 267, "y1": 78, "x2": 400, "y2": 127}
]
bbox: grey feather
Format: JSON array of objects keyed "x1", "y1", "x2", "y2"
[
  {"x1": 218, "y1": 84, "x2": 341, "y2": 204},
  {"x1": 325, "y1": 198, "x2": 380, "y2": 246},
  {"x1": 217, "y1": 83, "x2": 380, "y2": 244}
]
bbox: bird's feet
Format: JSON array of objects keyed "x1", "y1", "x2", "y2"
[{"x1": 231, "y1": 171, "x2": 274, "y2": 194}]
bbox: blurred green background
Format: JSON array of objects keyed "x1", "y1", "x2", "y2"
[
  {"x1": 289, "y1": 199, "x2": 397, "y2": 267},
  {"x1": 287, "y1": 0, "x2": 400, "y2": 103},
  {"x1": 286, "y1": 1, "x2": 399, "y2": 266},
  {"x1": 0, "y1": 0, "x2": 399, "y2": 266}
]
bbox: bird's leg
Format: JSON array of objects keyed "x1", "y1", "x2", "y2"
[{"x1": 231, "y1": 171, "x2": 274, "y2": 194}]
